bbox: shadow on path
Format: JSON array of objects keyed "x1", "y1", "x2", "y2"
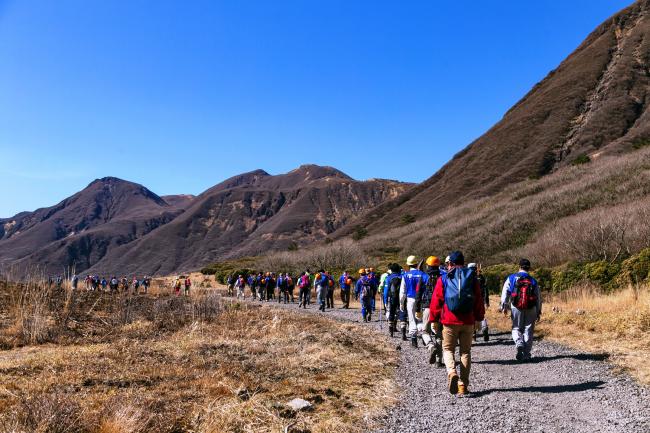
[
  {"x1": 467, "y1": 380, "x2": 606, "y2": 398},
  {"x1": 474, "y1": 352, "x2": 610, "y2": 366}
]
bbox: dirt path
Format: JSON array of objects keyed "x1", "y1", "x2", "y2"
[{"x1": 243, "y1": 297, "x2": 650, "y2": 433}]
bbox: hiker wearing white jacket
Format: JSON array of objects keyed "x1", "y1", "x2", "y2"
[{"x1": 500, "y1": 258, "x2": 542, "y2": 361}]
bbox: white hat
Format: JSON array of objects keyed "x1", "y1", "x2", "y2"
[
  {"x1": 445, "y1": 256, "x2": 451, "y2": 263},
  {"x1": 406, "y1": 255, "x2": 418, "y2": 266},
  {"x1": 468, "y1": 263, "x2": 477, "y2": 269}
]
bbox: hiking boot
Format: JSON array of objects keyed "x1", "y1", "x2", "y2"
[
  {"x1": 401, "y1": 328, "x2": 407, "y2": 341},
  {"x1": 524, "y1": 353, "x2": 532, "y2": 361},
  {"x1": 516, "y1": 346, "x2": 525, "y2": 361},
  {"x1": 482, "y1": 327, "x2": 489, "y2": 342},
  {"x1": 458, "y1": 384, "x2": 468, "y2": 395},
  {"x1": 411, "y1": 337, "x2": 418, "y2": 348},
  {"x1": 448, "y1": 372, "x2": 459, "y2": 395},
  {"x1": 367, "y1": 314, "x2": 372, "y2": 322}
]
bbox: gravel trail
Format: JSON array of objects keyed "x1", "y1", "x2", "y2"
[{"x1": 253, "y1": 298, "x2": 650, "y2": 433}]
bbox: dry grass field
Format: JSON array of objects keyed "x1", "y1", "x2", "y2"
[
  {"x1": 0, "y1": 281, "x2": 397, "y2": 433},
  {"x1": 486, "y1": 284, "x2": 650, "y2": 385}
]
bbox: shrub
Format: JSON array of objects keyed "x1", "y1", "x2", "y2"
[
  {"x1": 401, "y1": 214, "x2": 416, "y2": 225},
  {"x1": 352, "y1": 226, "x2": 368, "y2": 241},
  {"x1": 571, "y1": 154, "x2": 591, "y2": 165}
]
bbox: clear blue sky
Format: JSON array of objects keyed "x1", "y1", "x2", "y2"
[{"x1": 0, "y1": 0, "x2": 633, "y2": 217}]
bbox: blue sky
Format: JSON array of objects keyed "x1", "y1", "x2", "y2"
[{"x1": 0, "y1": 0, "x2": 633, "y2": 217}]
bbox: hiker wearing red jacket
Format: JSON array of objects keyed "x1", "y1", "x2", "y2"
[{"x1": 429, "y1": 251, "x2": 485, "y2": 396}]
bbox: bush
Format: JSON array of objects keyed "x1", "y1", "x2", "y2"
[
  {"x1": 571, "y1": 154, "x2": 591, "y2": 165},
  {"x1": 401, "y1": 214, "x2": 416, "y2": 225},
  {"x1": 352, "y1": 226, "x2": 368, "y2": 241}
]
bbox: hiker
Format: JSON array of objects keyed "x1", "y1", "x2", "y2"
[
  {"x1": 142, "y1": 276, "x2": 150, "y2": 294},
  {"x1": 339, "y1": 271, "x2": 352, "y2": 308},
  {"x1": 184, "y1": 276, "x2": 191, "y2": 296},
  {"x1": 416, "y1": 256, "x2": 443, "y2": 366},
  {"x1": 133, "y1": 277, "x2": 140, "y2": 294},
  {"x1": 286, "y1": 273, "x2": 295, "y2": 302},
  {"x1": 121, "y1": 276, "x2": 129, "y2": 292},
  {"x1": 265, "y1": 273, "x2": 275, "y2": 301},
  {"x1": 71, "y1": 274, "x2": 78, "y2": 290},
  {"x1": 378, "y1": 267, "x2": 390, "y2": 312},
  {"x1": 500, "y1": 258, "x2": 542, "y2": 361},
  {"x1": 101, "y1": 277, "x2": 108, "y2": 291},
  {"x1": 110, "y1": 276, "x2": 119, "y2": 293},
  {"x1": 355, "y1": 269, "x2": 376, "y2": 322},
  {"x1": 314, "y1": 270, "x2": 329, "y2": 312},
  {"x1": 430, "y1": 251, "x2": 485, "y2": 395},
  {"x1": 384, "y1": 263, "x2": 403, "y2": 336},
  {"x1": 235, "y1": 274, "x2": 246, "y2": 299},
  {"x1": 367, "y1": 268, "x2": 378, "y2": 312},
  {"x1": 226, "y1": 274, "x2": 235, "y2": 296},
  {"x1": 298, "y1": 272, "x2": 310, "y2": 308},
  {"x1": 325, "y1": 271, "x2": 335, "y2": 309},
  {"x1": 399, "y1": 255, "x2": 428, "y2": 348},
  {"x1": 469, "y1": 263, "x2": 490, "y2": 341},
  {"x1": 174, "y1": 278, "x2": 182, "y2": 296},
  {"x1": 84, "y1": 275, "x2": 91, "y2": 290}
]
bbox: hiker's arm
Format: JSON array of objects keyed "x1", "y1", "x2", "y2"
[
  {"x1": 429, "y1": 278, "x2": 444, "y2": 323},
  {"x1": 500, "y1": 277, "x2": 511, "y2": 311},
  {"x1": 398, "y1": 278, "x2": 406, "y2": 309}
]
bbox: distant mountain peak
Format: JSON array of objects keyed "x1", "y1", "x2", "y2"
[{"x1": 289, "y1": 164, "x2": 353, "y2": 180}]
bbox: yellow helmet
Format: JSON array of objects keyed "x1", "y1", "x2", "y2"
[{"x1": 426, "y1": 256, "x2": 440, "y2": 267}]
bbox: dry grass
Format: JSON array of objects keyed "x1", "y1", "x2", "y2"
[
  {"x1": 486, "y1": 283, "x2": 650, "y2": 384},
  {"x1": 0, "y1": 285, "x2": 397, "y2": 433}
]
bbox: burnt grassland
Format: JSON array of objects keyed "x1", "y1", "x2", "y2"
[{"x1": 0, "y1": 281, "x2": 397, "y2": 433}]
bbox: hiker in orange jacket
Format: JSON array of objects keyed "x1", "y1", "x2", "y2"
[{"x1": 430, "y1": 251, "x2": 485, "y2": 396}]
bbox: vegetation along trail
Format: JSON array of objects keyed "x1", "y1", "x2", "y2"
[{"x1": 253, "y1": 297, "x2": 650, "y2": 433}]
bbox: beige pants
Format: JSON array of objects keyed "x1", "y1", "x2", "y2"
[{"x1": 442, "y1": 324, "x2": 474, "y2": 386}]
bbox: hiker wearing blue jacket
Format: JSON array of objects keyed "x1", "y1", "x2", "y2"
[
  {"x1": 339, "y1": 272, "x2": 352, "y2": 308},
  {"x1": 384, "y1": 263, "x2": 403, "y2": 336},
  {"x1": 355, "y1": 269, "x2": 377, "y2": 322},
  {"x1": 315, "y1": 270, "x2": 329, "y2": 312},
  {"x1": 500, "y1": 258, "x2": 542, "y2": 361},
  {"x1": 399, "y1": 255, "x2": 429, "y2": 348}
]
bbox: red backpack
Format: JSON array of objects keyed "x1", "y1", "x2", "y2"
[{"x1": 512, "y1": 276, "x2": 537, "y2": 310}]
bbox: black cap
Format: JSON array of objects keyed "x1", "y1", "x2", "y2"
[
  {"x1": 389, "y1": 263, "x2": 401, "y2": 274},
  {"x1": 519, "y1": 258, "x2": 531, "y2": 270},
  {"x1": 449, "y1": 251, "x2": 465, "y2": 265}
]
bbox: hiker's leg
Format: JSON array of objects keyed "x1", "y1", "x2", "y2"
[
  {"x1": 421, "y1": 308, "x2": 432, "y2": 347},
  {"x1": 458, "y1": 324, "x2": 474, "y2": 386},
  {"x1": 442, "y1": 325, "x2": 459, "y2": 375},
  {"x1": 406, "y1": 297, "x2": 417, "y2": 338},
  {"x1": 511, "y1": 306, "x2": 525, "y2": 348},
  {"x1": 523, "y1": 307, "x2": 537, "y2": 356}
]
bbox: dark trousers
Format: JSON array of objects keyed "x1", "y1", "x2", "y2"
[
  {"x1": 340, "y1": 289, "x2": 350, "y2": 308},
  {"x1": 326, "y1": 288, "x2": 334, "y2": 308}
]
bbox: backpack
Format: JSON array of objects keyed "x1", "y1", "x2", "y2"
[
  {"x1": 443, "y1": 268, "x2": 476, "y2": 314},
  {"x1": 299, "y1": 275, "x2": 308, "y2": 288},
  {"x1": 360, "y1": 278, "x2": 373, "y2": 300},
  {"x1": 388, "y1": 276, "x2": 401, "y2": 300},
  {"x1": 328, "y1": 276, "x2": 334, "y2": 287},
  {"x1": 512, "y1": 275, "x2": 537, "y2": 310}
]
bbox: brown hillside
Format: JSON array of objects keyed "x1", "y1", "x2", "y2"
[
  {"x1": 0, "y1": 178, "x2": 189, "y2": 275},
  {"x1": 333, "y1": 0, "x2": 650, "y2": 238},
  {"x1": 85, "y1": 165, "x2": 411, "y2": 276}
]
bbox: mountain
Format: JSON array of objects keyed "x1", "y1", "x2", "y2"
[
  {"x1": 333, "y1": 0, "x2": 650, "y2": 238},
  {"x1": 0, "y1": 177, "x2": 190, "y2": 275},
  {"x1": 83, "y1": 165, "x2": 411, "y2": 275}
]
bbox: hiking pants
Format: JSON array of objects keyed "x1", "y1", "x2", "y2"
[
  {"x1": 406, "y1": 297, "x2": 419, "y2": 338},
  {"x1": 316, "y1": 286, "x2": 326, "y2": 310},
  {"x1": 237, "y1": 286, "x2": 245, "y2": 299},
  {"x1": 326, "y1": 287, "x2": 334, "y2": 308},
  {"x1": 340, "y1": 289, "x2": 350, "y2": 308},
  {"x1": 267, "y1": 286, "x2": 274, "y2": 300},
  {"x1": 361, "y1": 296, "x2": 372, "y2": 320},
  {"x1": 288, "y1": 287, "x2": 294, "y2": 302},
  {"x1": 511, "y1": 306, "x2": 537, "y2": 356},
  {"x1": 418, "y1": 307, "x2": 433, "y2": 347},
  {"x1": 299, "y1": 287, "x2": 309, "y2": 305},
  {"x1": 442, "y1": 324, "x2": 474, "y2": 386}
]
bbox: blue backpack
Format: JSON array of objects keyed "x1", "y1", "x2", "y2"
[{"x1": 443, "y1": 267, "x2": 476, "y2": 314}]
